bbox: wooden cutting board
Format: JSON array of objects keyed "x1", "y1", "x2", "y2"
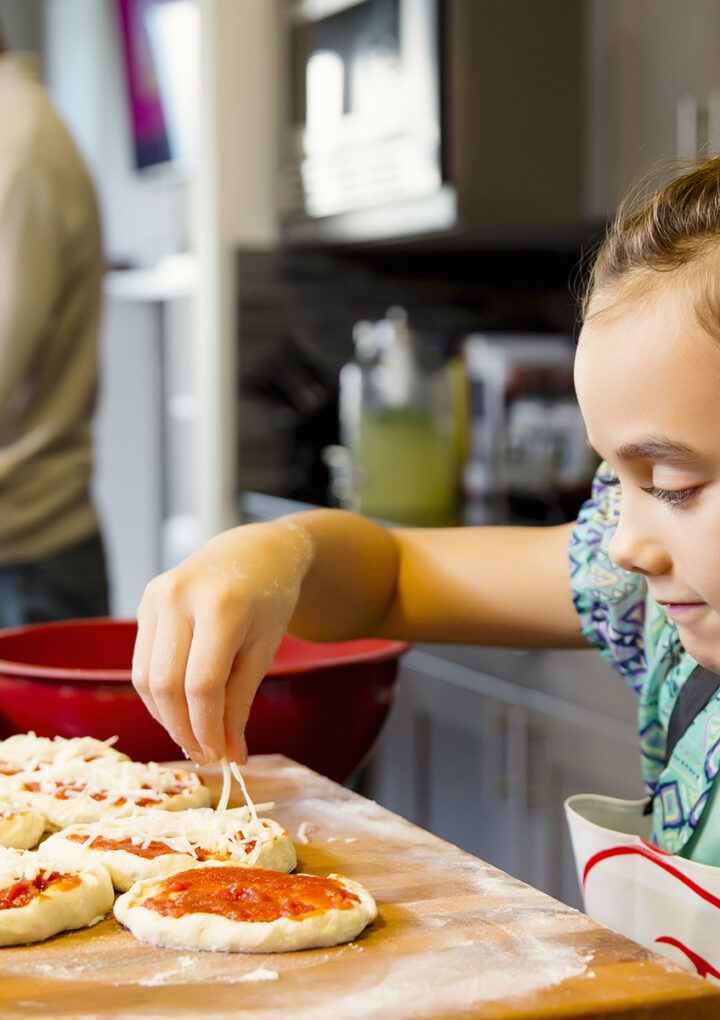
[{"x1": 0, "y1": 754, "x2": 718, "y2": 1020}]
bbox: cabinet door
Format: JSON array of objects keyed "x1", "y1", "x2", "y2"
[
  {"x1": 540, "y1": 713, "x2": 645, "y2": 909},
  {"x1": 447, "y1": 0, "x2": 585, "y2": 232},
  {"x1": 364, "y1": 661, "x2": 548, "y2": 887},
  {"x1": 587, "y1": 0, "x2": 720, "y2": 219},
  {"x1": 363, "y1": 652, "x2": 644, "y2": 908}
]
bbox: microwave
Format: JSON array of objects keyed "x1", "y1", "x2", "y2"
[{"x1": 278, "y1": 0, "x2": 588, "y2": 246}]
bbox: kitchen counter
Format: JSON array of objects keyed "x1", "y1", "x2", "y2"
[{"x1": 1, "y1": 755, "x2": 717, "y2": 1019}]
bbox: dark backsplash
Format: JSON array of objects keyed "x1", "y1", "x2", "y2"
[{"x1": 236, "y1": 243, "x2": 591, "y2": 508}]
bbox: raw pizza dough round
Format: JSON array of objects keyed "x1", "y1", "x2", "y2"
[
  {"x1": 41, "y1": 806, "x2": 297, "y2": 891},
  {"x1": 0, "y1": 733, "x2": 129, "y2": 775},
  {"x1": 0, "y1": 801, "x2": 46, "y2": 850},
  {"x1": 6, "y1": 760, "x2": 212, "y2": 830},
  {"x1": 0, "y1": 846, "x2": 113, "y2": 946},
  {"x1": 114, "y1": 863, "x2": 377, "y2": 953}
]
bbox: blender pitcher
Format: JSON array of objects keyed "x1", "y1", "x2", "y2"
[{"x1": 335, "y1": 308, "x2": 462, "y2": 526}]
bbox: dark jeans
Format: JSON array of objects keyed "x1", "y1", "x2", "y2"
[{"x1": 0, "y1": 532, "x2": 110, "y2": 628}]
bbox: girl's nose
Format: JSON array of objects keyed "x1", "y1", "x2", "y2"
[{"x1": 608, "y1": 498, "x2": 671, "y2": 577}]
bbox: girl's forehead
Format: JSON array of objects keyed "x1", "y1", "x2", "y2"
[
  {"x1": 575, "y1": 281, "x2": 720, "y2": 456},
  {"x1": 577, "y1": 281, "x2": 720, "y2": 381},
  {"x1": 581, "y1": 272, "x2": 690, "y2": 332},
  {"x1": 581, "y1": 256, "x2": 720, "y2": 341}
]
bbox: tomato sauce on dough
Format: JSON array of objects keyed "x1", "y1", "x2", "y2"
[
  {"x1": 143, "y1": 866, "x2": 360, "y2": 922},
  {"x1": 23, "y1": 780, "x2": 174, "y2": 808},
  {"x1": 66, "y1": 834, "x2": 243, "y2": 861},
  {"x1": 0, "y1": 872, "x2": 81, "y2": 910}
]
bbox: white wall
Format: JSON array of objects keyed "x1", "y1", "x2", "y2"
[
  {"x1": 196, "y1": 0, "x2": 280, "y2": 249},
  {"x1": 41, "y1": 0, "x2": 279, "y2": 266},
  {"x1": 43, "y1": 0, "x2": 189, "y2": 267},
  {"x1": 192, "y1": 0, "x2": 280, "y2": 553}
]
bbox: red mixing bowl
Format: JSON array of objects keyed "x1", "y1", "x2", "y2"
[{"x1": 0, "y1": 618, "x2": 409, "y2": 783}]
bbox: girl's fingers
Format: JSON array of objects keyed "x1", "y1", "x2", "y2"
[
  {"x1": 223, "y1": 635, "x2": 284, "y2": 764},
  {"x1": 183, "y1": 614, "x2": 250, "y2": 763},
  {"x1": 131, "y1": 607, "x2": 162, "y2": 726},
  {"x1": 145, "y1": 615, "x2": 201, "y2": 761}
]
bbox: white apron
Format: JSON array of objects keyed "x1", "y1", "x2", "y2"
[
  {"x1": 565, "y1": 791, "x2": 720, "y2": 983},
  {"x1": 565, "y1": 663, "x2": 720, "y2": 983}
]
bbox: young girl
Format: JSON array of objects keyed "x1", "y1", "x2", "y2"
[{"x1": 132, "y1": 154, "x2": 720, "y2": 867}]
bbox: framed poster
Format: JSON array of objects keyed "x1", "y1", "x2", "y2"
[{"x1": 115, "y1": 0, "x2": 172, "y2": 170}]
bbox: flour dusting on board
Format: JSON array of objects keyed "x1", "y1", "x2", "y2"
[
  {"x1": 217, "y1": 941, "x2": 591, "y2": 1020},
  {"x1": 136, "y1": 955, "x2": 195, "y2": 986},
  {"x1": 6, "y1": 943, "x2": 282, "y2": 989},
  {"x1": 306, "y1": 942, "x2": 591, "y2": 1020},
  {"x1": 5, "y1": 939, "x2": 590, "y2": 1015},
  {"x1": 238, "y1": 965, "x2": 279, "y2": 982},
  {"x1": 136, "y1": 958, "x2": 278, "y2": 987}
]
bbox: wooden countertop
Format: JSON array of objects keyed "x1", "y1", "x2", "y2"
[{"x1": 0, "y1": 755, "x2": 718, "y2": 1020}]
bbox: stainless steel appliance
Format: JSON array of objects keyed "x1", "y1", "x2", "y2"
[
  {"x1": 279, "y1": 0, "x2": 586, "y2": 245},
  {"x1": 463, "y1": 333, "x2": 597, "y2": 524}
]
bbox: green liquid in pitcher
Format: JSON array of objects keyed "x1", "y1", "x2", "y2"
[{"x1": 350, "y1": 406, "x2": 459, "y2": 526}]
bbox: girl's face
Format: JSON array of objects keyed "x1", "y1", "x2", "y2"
[{"x1": 574, "y1": 283, "x2": 720, "y2": 672}]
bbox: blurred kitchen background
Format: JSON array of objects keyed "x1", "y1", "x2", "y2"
[{"x1": 2, "y1": 0, "x2": 715, "y2": 905}]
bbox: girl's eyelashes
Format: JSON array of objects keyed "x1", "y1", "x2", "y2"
[
  {"x1": 604, "y1": 462, "x2": 698, "y2": 505},
  {"x1": 641, "y1": 485, "x2": 697, "y2": 506}
]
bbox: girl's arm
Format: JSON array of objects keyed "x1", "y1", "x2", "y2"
[
  {"x1": 132, "y1": 510, "x2": 587, "y2": 765},
  {"x1": 292, "y1": 511, "x2": 583, "y2": 647}
]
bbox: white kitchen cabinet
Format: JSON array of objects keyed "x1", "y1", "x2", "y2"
[
  {"x1": 363, "y1": 646, "x2": 644, "y2": 909},
  {"x1": 586, "y1": 0, "x2": 720, "y2": 220}
]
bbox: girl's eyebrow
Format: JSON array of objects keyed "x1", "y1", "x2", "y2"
[{"x1": 614, "y1": 437, "x2": 699, "y2": 464}]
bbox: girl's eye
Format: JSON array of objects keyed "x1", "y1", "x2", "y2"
[{"x1": 641, "y1": 485, "x2": 696, "y2": 506}]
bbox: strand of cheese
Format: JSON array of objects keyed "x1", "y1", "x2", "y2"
[
  {"x1": 230, "y1": 761, "x2": 259, "y2": 826},
  {"x1": 216, "y1": 758, "x2": 259, "y2": 826},
  {"x1": 218, "y1": 758, "x2": 232, "y2": 811}
]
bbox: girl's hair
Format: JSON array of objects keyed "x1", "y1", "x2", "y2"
[{"x1": 580, "y1": 154, "x2": 720, "y2": 331}]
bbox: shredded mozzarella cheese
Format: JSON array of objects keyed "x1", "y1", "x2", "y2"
[
  {"x1": 229, "y1": 761, "x2": 258, "y2": 826},
  {"x1": 217, "y1": 758, "x2": 232, "y2": 812},
  {"x1": 0, "y1": 847, "x2": 43, "y2": 885},
  {"x1": 8, "y1": 760, "x2": 204, "y2": 807},
  {"x1": 52, "y1": 806, "x2": 283, "y2": 862},
  {"x1": 215, "y1": 758, "x2": 259, "y2": 826},
  {"x1": 0, "y1": 733, "x2": 126, "y2": 771}
]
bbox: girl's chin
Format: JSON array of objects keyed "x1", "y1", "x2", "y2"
[{"x1": 675, "y1": 629, "x2": 720, "y2": 674}]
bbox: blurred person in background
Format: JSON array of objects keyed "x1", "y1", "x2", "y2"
[{"x1": 0, "y1": 20, "x2": 109, "y2": 626}]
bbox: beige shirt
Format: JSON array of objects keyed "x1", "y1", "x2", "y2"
[{"x1": 0, "y1": 54, "x2": 102, "y2": 563}]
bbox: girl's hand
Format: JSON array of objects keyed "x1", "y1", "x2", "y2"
[{"x1": 131, "y1": 519, "x2": 312, "y2": 765}]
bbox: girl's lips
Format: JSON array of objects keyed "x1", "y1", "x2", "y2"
[{"x1": 658, "y1": 601, "x2": 707, "y2": 621}]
